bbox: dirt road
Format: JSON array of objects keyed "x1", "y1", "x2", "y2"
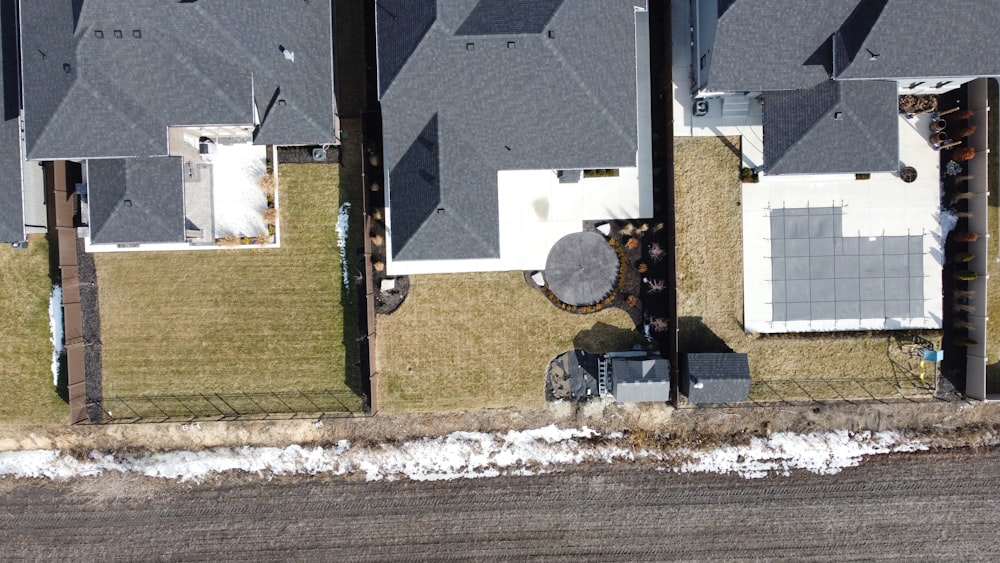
[{"x1": 1, "y1": 448, "x2": 998, "y2": 560}]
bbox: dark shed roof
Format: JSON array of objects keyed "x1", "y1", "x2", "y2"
[
  {"x1": 20, "y1": 0, "x2": 336, "y2": 161},
  {"x1": 0, "y1": 0, "x2": 22, "y2": 242},
  {"x1": 377, "y1": 0, "x2": 642, "y2": 262},
  {"x1": 762, "y1": 80, "x2": 898, "y2": 175},
  {"x1": 87, "y1": 157, "x2": 185, "y2": 244},
  {"x1": 681, "y1": 353, "x2": 751, "y2": 404},
  {"x1": 610, "y1": 355, "x2": 670, "y2": 403}
]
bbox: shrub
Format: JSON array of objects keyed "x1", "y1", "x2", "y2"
[
  {"x1": 648, "y1": 242, "x2": 666, "y2": 263},
  {"x1": 217, "y1": 234, "x2": 239, "y2": 246},
  {"x1": 373, "y1": 261, "x2": 385, "y2": 273},
  {"x1": 953, "y1": 125, "x2": 977, "y2": 139},
  {"x1": 954, "y1": 302, "x2": 974, "y2": 313},
  {"x1": 647, "y1": 279, "x2": 666, "y2": 293},
  {"x1": 740, "y1": 167, "x2": 759, "y2": 183},
  {"x1": 954, "y1": 270, "x2": 978, "y2": 281},
  {"x1": 649, "y1": 317, "x2": 669, "y2": 332},
  {"x1": 258, "y1": 173, "x2": 276, "y2": 196},
  {"x1": 957, "y1": 336, "x2": 979, "y2": 347},
  {"x1": 261, "y1": 207, "x2": 277, "y2": 225},
  {"x1": 954, "y1": 320, "x2": 975, "y2": 331},
  {"x1": 369, "y1": 181, "x2": 381, "y2": 192},
  {"x1": 954, "y1": 289, "x2": 975, "y2": 300},
  {"x1": 636, "y1": 262, "x2": 648, "y2": 274},
  {"x1": 626, "y1": 295, "x2": 638, "y2": 308},
  {"x1": 625, "y1": 237, "x2": 639, "y2": 250},
  {"x1": 371, "y1": 233, "x2": 384, "y2": 246},
  {"x1": 372, "y1": 209, "x2": 383, "y2": 221},
  {"x1": 955, "y1": 251, "x2": 975, "y2": 263},
  {"x1": 953, "y1": 147, "x2": 976, "y2": 162},
  {"x1": 951, "y1": 232, "x2": 979, "y2": 242},
  {"x1": 955, "y1": 109, "x2": 974, "y2": 120}
]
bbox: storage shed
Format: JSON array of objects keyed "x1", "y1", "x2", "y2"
[
  {"x1": 608, "y1": 354, "x2": 670, "y2": 403},
  {"x1": 681, "y1": 353, "x2": 751, "y2": 404}
]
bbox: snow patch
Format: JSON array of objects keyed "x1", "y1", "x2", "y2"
[
  {"x1": 336, "y1": 202, "x2": 351, "y2": 287},
  {"x1": 676, "y1": 430, "x2": 927, "y2": 478},
  {"x1": 48, "y1": 285, "x2": 63, "y2": 386},
  {"x1": 0, "y1": 428, "x2": 927, "y2": 483}
]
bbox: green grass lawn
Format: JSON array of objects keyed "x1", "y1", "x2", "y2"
[
  {"x1": 0, "y1": 235, "x2": 66, "y2": 424},
  {"x1": 377, "y1": 272, "x2": 643, "y2": 412},
  {"x1": 95, "y1": 142, "x2": 363, "y2": 411}
]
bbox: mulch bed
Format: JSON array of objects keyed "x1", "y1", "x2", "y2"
[{"x1": 277, "y1": 145, "x2": 342, "y2": 164}]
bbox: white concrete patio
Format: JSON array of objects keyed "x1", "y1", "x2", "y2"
[
  {"x1": 386, "y1": 166, "x2": 651, "y2": 275},
  {"x1": 670, "y1": 0, "x2": 763, "y2": 169},
  {"x1": 742, "y1": 113, "x2": 945, "y2": 333}
]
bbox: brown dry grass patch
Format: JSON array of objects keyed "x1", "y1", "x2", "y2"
[
  {"x1": 0, "y1": 235, "x2": 65, "y2": 424},
  {"x1": 675, "y1": 136, "x2": 934, "y2": 401},
  {"x1": 377, "y1": 272, "x2": 642, "y2": 412}
]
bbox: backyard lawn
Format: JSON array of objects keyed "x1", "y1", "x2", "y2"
[
  {"x1": 377, "y1": 272, "x2": 643, "y2": 412},
  {"x1": 95, "y1": 132, "x2": 363, "y2": 410},
  {"x1": 675, "y1": 136, "x2": 936, "y2": 402},
  {"x1": 0, "y1": 235, "x2": 65, "y2": 424}
]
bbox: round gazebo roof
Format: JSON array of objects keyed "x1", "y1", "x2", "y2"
[{"x1": 544, "y1": 232, "x2": 620, "y2": 306}]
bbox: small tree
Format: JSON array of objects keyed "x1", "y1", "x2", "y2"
[
  {"x1": 954, "y1": 270, "x2": 978, "y2": 281},
  {"x1": 951, "y1": 232, "x2": 979, "y2": 242},
  {"x1": 953, "y1": 147, "x2": 976, "y2": 162}
]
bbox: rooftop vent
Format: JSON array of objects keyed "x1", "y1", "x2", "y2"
[
  {"x1": 132, "y1": 30, "x2": 141, "y2": 39},
  {"x1": 62, "y1": 63, "x2": 71, "y2": 74},
  {"x1": 547, "y1": 30, "x2": 554, "y2": 38},
  {"x1": 279, "y1": 45, "x2": 295, "y2": 62},
  {"x1": 833, "y1": 111, "x2": 843, "y2": 120},
  {"x1": 466, "y1": 42, "x2": 474, "y2": 51},
  {"x1": 866, "y1": 48, "x2": 879, "y2": 61},
  {"x1": 436, "y1": 207, "x2": 445, "y2": 215},
  {"x1": 94, "y1": 30, "x2": 104, "y2": 38},
  {"x1": 123, "y1": 199, "x2": 133, "y2": 207},
  {"x1": 278, "y1": 99, "x2": 287, "y2": 106},
  {"x1": 507, "y1": 41, "x2": 515, "y2": 49},
  {"x1": 113, "y1": 30, "x2": 123, "y2": 39}
]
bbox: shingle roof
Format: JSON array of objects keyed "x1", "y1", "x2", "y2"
[
  {"x1": 681, "y1": 353, "x2": 750, "y2": 404},
  {"x1": 20, "y1": 0, "x2": 336, "y2": 161},
  {"x1": 835, "y1": 0, "x2": 1000, "y2": 81},
  {"x1": 0, "y1": 0, "x2": 22, "y2": 242},
  {"x1": 762, "y1": 80, "x2": 898, "y2": 175},
  {"x1": 377, "y1": 0, "x2": 642, "y2": 262},
  {"x1": 87, "y1": 157, "x2": 185, "y2": 244},
  {"x1": 704, "y1": 0, "x2": 862, "y2": 92},
  {"x1": 610, "y1": 356, "x2": 670, "y2": 403}
]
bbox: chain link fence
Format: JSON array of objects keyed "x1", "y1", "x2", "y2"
[{"x1": 92, "y1": 390, "x2": 365, "y2": 423}]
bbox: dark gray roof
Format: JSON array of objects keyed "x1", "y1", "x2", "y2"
[
  {"x1": 681, "y1": 353, "x2": 750, "y2": 404},
  {"x1": 87, "y1": 157, "x2": 185, "y2": 244},
  {"x1": 20, "y1": 0, "x2": 336, "y2": 160},
  {"x1": 762, "y1": 80, "x2": 898, "y2": 175},
  {"x1": 610, "y1": 356, "x2": 670, "y2": 403},
  {"x1": 378, "y1": 0, "x2": 642, "y2": 262},
  {"x1": 705, "y1": 0, "x2": 861, "y2": 92},
  {"x1": 836, "y1": 0, "x2": 1000, "y2": 81},
  {"x1": 0, "y1": 0, "x2": 22, "y2": 242}
]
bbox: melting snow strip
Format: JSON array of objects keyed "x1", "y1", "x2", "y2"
[{"x1": 0, "y1": 426, "x2": 927, "y2": 483}]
